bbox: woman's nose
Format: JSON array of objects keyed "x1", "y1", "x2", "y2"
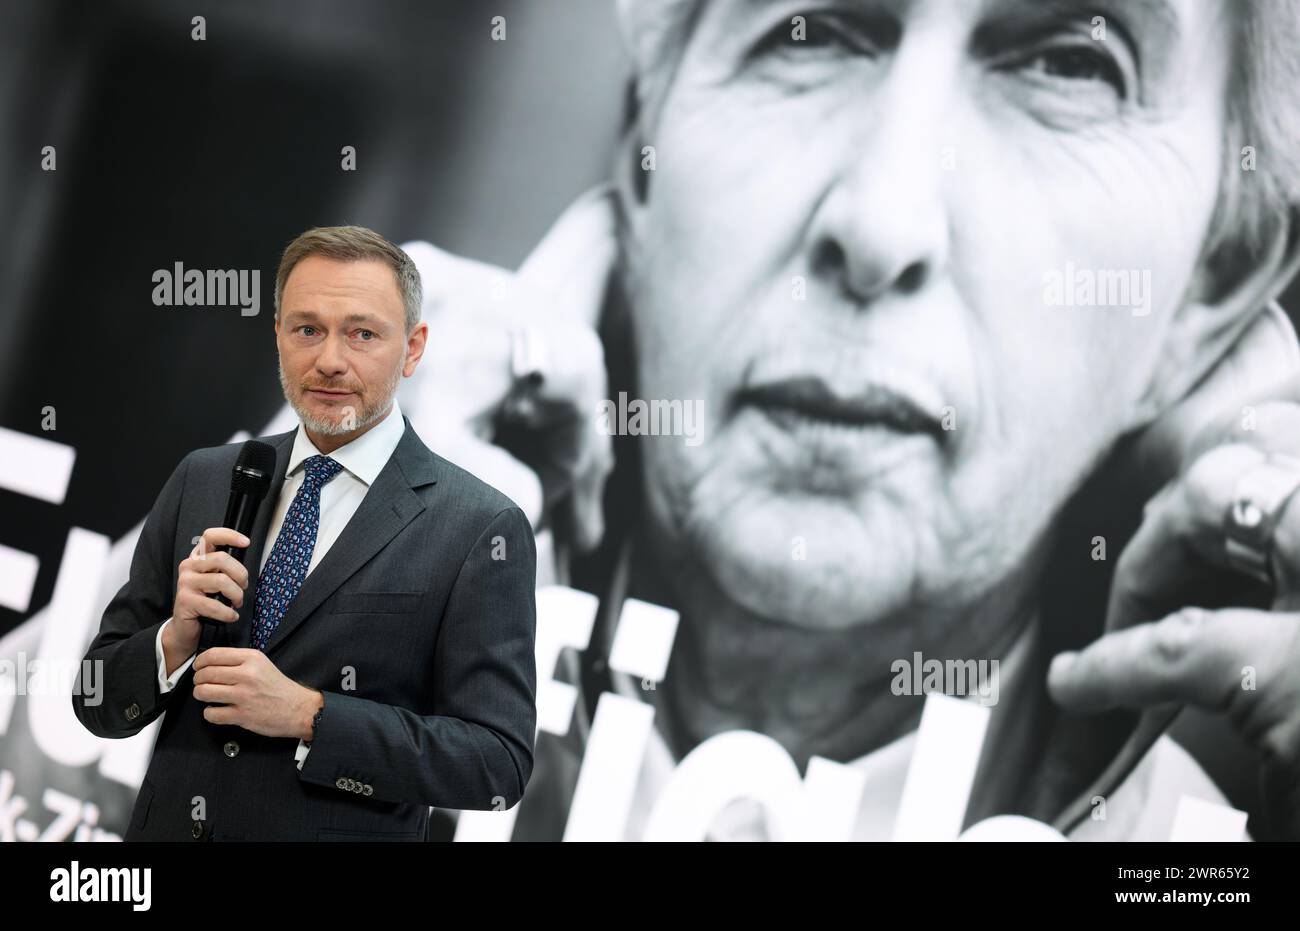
[{"x1": 805, "y1": 60, "x2": 953, "y2": 305}]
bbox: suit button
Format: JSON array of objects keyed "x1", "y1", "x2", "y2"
[
  {"x1": 335, "y1": 777, "x2": 349, "y2": 790},
  {"x1": 362, "y1": 785, "x2": 373, "y2": 797},
  {"x1": 125, "y1": 702, "x2": 140, "y2": 721},
  {"x1": 192, "y1": 821, "x2": 204, "y2": 839},
  {"x1": 223, "y1": 741, "x2": 240, "y2": 758}
]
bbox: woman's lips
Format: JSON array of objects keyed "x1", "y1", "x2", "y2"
[
  {"x1": 734, "y1": 376, "x2": 944, "y2": 490},
  {"x1": 735, "y1": 376, "x2": 945, "y2": 439}
]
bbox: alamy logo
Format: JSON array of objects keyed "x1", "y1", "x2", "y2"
[
  {"x1": 890, "y1": 651, "x2": 1000, "y2": 707},
  {"x1": 49, "y1": 861, "x2": 151, "y2": 911},
  {"x1": 151, "y1": 262, "x2": 261, "y2": 316},
  {"x1": 1043, "y1": 262, "x2": 1151, "y2": 317},
  {"x1": 596, "y1": 392, "x2": 704, "y2": 446}
]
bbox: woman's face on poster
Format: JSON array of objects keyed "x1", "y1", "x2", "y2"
[{"x1": 625, "y1": 0, "x2": 1235, "y2": 628}]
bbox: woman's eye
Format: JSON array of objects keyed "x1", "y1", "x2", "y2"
[
  {"x1": 1018, "y1": 44, "x2": 1126, "y2": 95},
  {"x1": 752, "y1": 9, "x2": 891, "y2": 59}
]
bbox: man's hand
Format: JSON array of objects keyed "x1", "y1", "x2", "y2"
[
  {"x1": 169, "y1": 526, "x2": 252, "y2": 660},
  {"x1": 193, "y1": 647, "x2": 322, "y2": 740},
  {"x1": 398, "y1": 185, "x2": 620, "y2": 551}
]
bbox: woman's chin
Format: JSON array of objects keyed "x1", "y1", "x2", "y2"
[{"x1": 691, "y1": 500, "x2": 918, "y2": 631}]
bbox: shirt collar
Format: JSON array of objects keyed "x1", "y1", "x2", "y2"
[{"x1": 287, "y1": 399, "x2": 405, "y2": 486}]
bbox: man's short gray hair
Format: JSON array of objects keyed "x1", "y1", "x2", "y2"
[{"x1": 274, "y1": 225, "x2": 423, "y2": 333}]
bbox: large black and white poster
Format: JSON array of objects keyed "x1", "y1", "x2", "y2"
[{"x1": 3, "y1": 0, "x2": 1300, "y2": 845}]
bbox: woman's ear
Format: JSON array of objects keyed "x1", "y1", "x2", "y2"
[
  {"x1": 1137, "y1": 210, "x2": 1300, "y2": 424},
  {"x1": 611, "y1": 125, "x2": 652, "y2": 272}
]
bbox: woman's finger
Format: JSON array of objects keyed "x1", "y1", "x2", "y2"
[
  {"x1": 1129, "y1": 303, "x2": 1300, "y2": 482},
  {"x1": 1048, "y1": 606, "x2": 1295, "y2": 714},
  {"x1": 1106, "y1": 443, "x2": 1268, "y2": 631},
  {"x1": 517, "y1": 184, "x2": 620, "y2": 328}
]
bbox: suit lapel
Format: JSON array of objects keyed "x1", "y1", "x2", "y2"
[{"x1": 262, "y1": 418, "x2": 439, "y2": 656}]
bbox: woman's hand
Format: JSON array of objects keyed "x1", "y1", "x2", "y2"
[
  {"x1": 397, "y1": 186, "x2": 620, "y2": 552},
  {"x1": 1049, "y1": 312, "x2": 1300, "y2": 838}
]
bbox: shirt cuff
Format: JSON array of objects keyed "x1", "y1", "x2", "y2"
[
  {"x1": 295, "y1": 740, "x2": 312, "y2": 771},
  {"x1": 156, "y1": 617, "x2": 196, "y2": 694}
]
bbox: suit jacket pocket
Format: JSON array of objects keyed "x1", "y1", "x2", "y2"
[
  {"x1": 332, "y1": 591, "x2": 423, "y2": 616},
  {"x1": 317, "y1": 828, "x2": 422, "y2": 841}
]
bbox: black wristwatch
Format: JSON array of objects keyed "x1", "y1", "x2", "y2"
[{"x1": 309, "y1": 701, "x2": 324, "y2": 745}]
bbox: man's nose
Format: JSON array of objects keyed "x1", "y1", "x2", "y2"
[
  {"x1": 314, "y1": 334, "x2": 349, "y2": 377},
  {"x1": 806, "y1": 71, "x2": 952, "y2": 305}
]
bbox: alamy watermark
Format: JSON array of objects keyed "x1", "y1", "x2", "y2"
[
  {"x1": 152, "y1": 262, "x2": 260, "y2": 316},
  {"x1": 890, "y1": 651, "x2": 999, "y2": 707},
  {"x1": 1, "y1": 654, "x2": 102, "y2": 706},
  {"x1": 1043, "y1": 262, "x2": 1151, "y2": 317},
  {"x1": 50, "y1": 861, "x2": 151, "y2": 911},
  {"x1": 596, "y1": 392, "x2": 704, "y2": 446}
]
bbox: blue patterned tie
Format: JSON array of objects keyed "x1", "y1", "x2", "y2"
[{"x1": 251, "y1": 454, "x2": 344, "y2": 651}]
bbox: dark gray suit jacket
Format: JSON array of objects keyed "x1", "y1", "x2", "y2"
[{"x1": 72, "y1": 417, "x2": 537, "y2": 841}]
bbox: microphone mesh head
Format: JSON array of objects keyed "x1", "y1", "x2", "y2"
[{"x1": 230, "y1": 440, "x2": 277, "y2": 498}]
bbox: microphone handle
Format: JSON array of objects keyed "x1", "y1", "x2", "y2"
[{"x1": 202, "y1": 490, "x2": 261, "y2": 628}]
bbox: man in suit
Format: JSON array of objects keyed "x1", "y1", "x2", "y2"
[{"x1": 72, "y1": 225, "x2": 538, "y2": 841}]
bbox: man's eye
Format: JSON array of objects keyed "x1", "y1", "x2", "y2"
[
  {"x1": 299, "y1": 326, "x2": 317, "y2": 337},
  {"x1": 1016, "y1": 44, "x2": 1126, "y2": 95},
  {"x1": 356, "y1": 329, "x2": 375, "y2": 340}
]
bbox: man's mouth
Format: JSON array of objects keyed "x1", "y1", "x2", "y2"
[
  {"x1": 735, "y1": 376, "x2": 945, "y2": 441},
  {"x1": 306, "y1": 387, "x2": 356, "y2": 398}
]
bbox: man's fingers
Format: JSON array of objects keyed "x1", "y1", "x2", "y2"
[
  {"x1": 192, "y1": 663, "x2": 241, "y2": 686},
  {"x1": 193, "y1": 683, "x2": 239, "y2": 704},
  {"x1": 184, "y1": 550, "x2": 250, "y2": 588},
  {"x1": 194, "y1": 527, "x2": 251, "y2": 557},
  {"x1": 182, "y1": 568, "x2": 245, "y2": 604},
  {"x1": 181, "y1": 591, "x2": 240, "y2": 623},
  {"x1": 202, "y1": 705, "x2": 238, "y2": 726},
  {"x1": 517, "y1": 184, "x2": 619, "y2": 326},
  {"x1": 1048, "y1": 606, "x2": 1287, "y2": 713},
  {"x1": 193, "y1": 647, "x2": 255, "y2": 670}
]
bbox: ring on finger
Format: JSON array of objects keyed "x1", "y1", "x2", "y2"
[{"x1": 1223, "y1": 451, "x2": 1300, "y2": 585}]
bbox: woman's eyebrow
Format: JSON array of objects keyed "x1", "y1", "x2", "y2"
[{"x1": 975, "y1": 0, "x2": 1182, "y2": 46}]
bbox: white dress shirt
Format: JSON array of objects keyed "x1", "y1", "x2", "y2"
[{"x1": 155, "y1": 400, "x2": 407, "y2": 771}]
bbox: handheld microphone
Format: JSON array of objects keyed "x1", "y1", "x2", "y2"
[{"x1": 205, "y1": 440, "x2": 277, "y2": 628}]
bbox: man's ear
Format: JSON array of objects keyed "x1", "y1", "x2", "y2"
[
  {"x1": 1138, "y1": 210, "x2": 1300, "y2": 423},
  {"x1": 403, "y1": 322, "x2": 428, "y2": 377}
]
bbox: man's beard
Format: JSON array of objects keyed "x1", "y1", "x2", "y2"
[{"x1": 278, "y1": 360, "x2": 403, "y2": 437}]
